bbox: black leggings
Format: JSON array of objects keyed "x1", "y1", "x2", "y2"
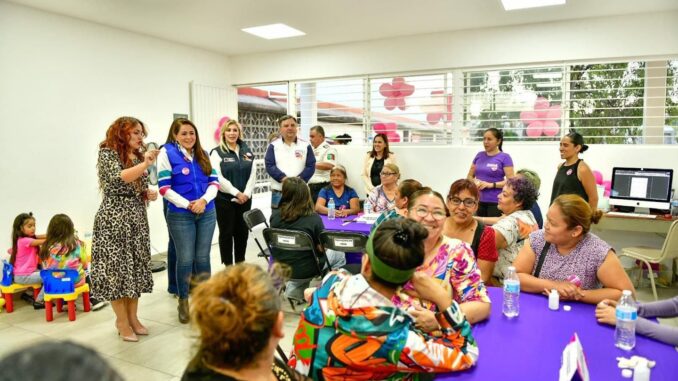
[
  {"x1": 477, "y1": 202, "x2": 501, "y2": 217},
  {"x1": 214, "y1": 195, "x2": 252, "y2": 265}
]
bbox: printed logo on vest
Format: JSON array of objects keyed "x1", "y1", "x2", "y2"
[
  {"x1": 327, "y1": 153, "x2": 335, "y2": 160},
  {"x1": 182, "y1": 167, "x2": 190, "y2": 175},
  {"x1": 566, "y1": 168, "x2": 573, "y2": 176},
  {"x1": 295, "y1": 150, "x2": 303, "y2": 158}
]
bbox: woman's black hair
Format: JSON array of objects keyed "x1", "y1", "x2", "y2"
[
  {"x1": 369, "y1": 219, "x2": 428, "y2": 288},
  {"x1": 565, "y1": 130, "x2": 589, "y2": 153},
  {"x1": 484, "y1": 128, "x2": 504, "y2": 151}
]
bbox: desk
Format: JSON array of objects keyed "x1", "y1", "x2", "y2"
[
  {"x1": 438, "y1": 288, "x2": 678, "y2": 380},
  {"x1": 320, "y1": 214, "x2": 372, "y2": 235},
  {"x1": 593, "y1": 214, "x2": 675, "y2": 235}
]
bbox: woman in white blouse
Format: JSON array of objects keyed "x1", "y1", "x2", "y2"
[{"x1": 209, "y1": 120, "x2": 257, "y2": 266}]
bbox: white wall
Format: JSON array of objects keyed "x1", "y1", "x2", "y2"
[
  {"x1": 231, "y1": 11, "x2": 678, "y2": 83},
  {"x1": 0, "y1": 2, "x2": 231, "y2": 253}
]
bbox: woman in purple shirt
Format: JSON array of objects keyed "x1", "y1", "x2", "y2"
[{"x1": 467, "y1": 128, "x2": 514, "y2": 217}]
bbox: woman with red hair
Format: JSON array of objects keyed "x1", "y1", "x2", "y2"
[{"x1": 91, "y1": 116, "x2": 159, "y2": 342}]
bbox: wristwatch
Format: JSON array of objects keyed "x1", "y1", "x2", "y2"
[{"x1": 493, "y1": 182, "x2": 497, "y2": 189}]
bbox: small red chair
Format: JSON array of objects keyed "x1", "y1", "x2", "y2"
[
  {"x1": 1, "y1": 260, "x2": 41, "y2": 313},
  {"x1": 41, "y1": 269, "x2": 91, "y2": 322}
]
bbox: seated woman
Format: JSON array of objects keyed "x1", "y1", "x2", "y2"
[
  {"x1": 513, "y1": 194, "x2": 634, "y2": 304},
  {"x1": 596, "y1": 296, "x2": 678, "y2": 346},
  {"x1": 395, "y1": 188, "x2": 491, "y2": 325},
  {"x1": 443, "y1": 179, "x2": 498, "y2": 284},
  {"x1": 488, "y1": 176, "x2": 539, "y2": 282},
  {"x1": 182, "y1": 263, "x2": 310, "y2": 381},
  {"x1": 366, "y1": 163, "x2": 400, "y2": 213},
  {"x1": 315, "y1": 165, "x2": 360, "y2": 217},
  {"x1": 289, "y1": 219, "x2": 478, "y2": 380},
  {"x1": 517, "y1": 168, "x2": 544, "y2": 228},
  {"x1": 270, "y1": 177, "x2": 345, "y2": 300},
  {"x1": 371, "y1": 179, "x2": 423, "y2": 232}
]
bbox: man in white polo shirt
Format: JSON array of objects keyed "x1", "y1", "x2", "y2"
[
  {"x1": 308, "y1": 125, "x2": 338, "y2": 204},
  {"x1": 265, "y1": 115, "x2": 316, "y2": 208}
]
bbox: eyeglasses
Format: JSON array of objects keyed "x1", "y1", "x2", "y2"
[
  {"x1": 380, "y1": 172, "x2": 397, "y2": 177},
  {"x1": 412, "y1": 207, "x2": 447, "y2": 221},
  {"x1": 448, "y1": 197, "x2": 478, "y2": 208}
]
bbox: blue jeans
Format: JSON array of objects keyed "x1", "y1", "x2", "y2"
[
  {"x1": 284, "y1": 249, "x2": 346, "y2": 301},
  {"x1": 163, "y1": 200, "x2": 178, "y2": 295},
  {"x1": 166, "y1": 208, "x2": 216, "y2": 299}
]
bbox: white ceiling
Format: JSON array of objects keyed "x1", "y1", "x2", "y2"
[{"x1": 7, "y1": 0, "x2": 678, "y2": 56}]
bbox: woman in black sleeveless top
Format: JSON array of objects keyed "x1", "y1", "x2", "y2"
[{"x1": 550, "y1": 131, "x2": 598, "y2": 210}]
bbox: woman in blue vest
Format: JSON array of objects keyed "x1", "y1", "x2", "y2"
[
  {"x1": 158, "y1": 118, "x2": 219, "y2": 324},
  {"x1": 209, "y1": 120, "x2": 256, "y2": 266}
]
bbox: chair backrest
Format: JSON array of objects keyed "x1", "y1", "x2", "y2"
[
  {"x1": 660, "y1": 219, "x2": 678, "y2": 260},
  {"x1": 1, "y1": 260, "x2": 13, "y2": 286},
  {"x1": 263, "y1": 228, "x2": 325, "y2": 277},
  {"x1": 319, "y1": 231, "x2": 369, "y2": 253},
  {"x1": 243, "y1": 208, "x2": 271, "y2": 259},
  {"x1": 243, "y1": 208, "x2": 269, "y2": 231},
  {"x1": 40, "y1": 269, "x2": 78, "y2": 294}
]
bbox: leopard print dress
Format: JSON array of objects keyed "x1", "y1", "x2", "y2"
[{"x1": 91, "y1": 148, "x2": 153, "y2": 301}]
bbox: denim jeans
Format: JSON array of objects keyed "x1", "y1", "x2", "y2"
[
  {"x1": 284, "y1": 249, "x2": 346, "y2": 301},
  {"x1": 271, "y1": 190, "x2": 282, "y2": 208},
  {"x1": 166, "y1": 208, "x2": 216, "y2": 299},
  {"x1": 14, "y1": 272, "x2": 44, "y2": 302},
  {"x1": 163, "y1": 200, "x2": 178, "y2": 295}
]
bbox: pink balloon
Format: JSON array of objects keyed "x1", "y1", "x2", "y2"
[
  {"x1": 386, "y1": 131, "x2": 400, "y2": 143},
  {"x1": 218, "y1": 116, "x2": 230, "y2": 127},
  {"x1": 379, "y1": 83, "x2": 393, "y2": 98},
  {"x1": 602, "y1": 180, "x2": 612, "y2": 197},
  {"x1": 542, "y1": 121, "x2": 560, "y2": 136},
  {"x1": 399, "y1": 82, "x2": 415, "y2": 97},
  {"x1": 526, "y1": 121, "x2": 543, "y2": 137},
  {"x1": 534, "y1": 97, "x2": 550, "y2": 111},
  {"x1": 382, "y1": 123, "x2": 397, "y2": 132},
  {"x1": 520, "y1": 111, "x2": 538, "y2": 124},
  {"x1": 427, "y1": 113, "x2": 442, "y2": 125},
  {"x1": 215, "y1": 116, "x2": 231, "y2": 142},
  {"x1": 593, "y1": 170, "x2": 603, "y2": 185},
  {"x1": 384, "y1": 97, "x2": 398, "y2": 110},
  {"x1": 546, "y1": 105, "x2": 562, "y2": 120},
  {"x1": 395, "y1": 97, "x2": 407, "y2": 111}
]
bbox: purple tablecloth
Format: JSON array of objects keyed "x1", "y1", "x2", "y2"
[
  {"x1": 320, "y1": 214, "x2": 372, "y2": 235},
  {"x1": 438, "y1": 287, "x2": 678, "y2": 380}
]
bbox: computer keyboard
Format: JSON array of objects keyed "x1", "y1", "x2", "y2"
[{"x1": 605, "y1": 212, "x2": 657, "y2": 219}]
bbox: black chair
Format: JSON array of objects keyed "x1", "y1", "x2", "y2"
[
  {"x1": 263, "y1": 228, "x2": 328, "y2": 309},
  {"x1": 243, "y1": 208, "x2": 271, "y2": 261},
  {"x1": 319, "y1": 231, "x2": 368, "y2": 275}
]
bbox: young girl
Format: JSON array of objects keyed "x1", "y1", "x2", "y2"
[
  {"x1": 40, "y1": 214, "x2": 88, "y2": 289},
  {"x1": 10, "y1": 212, "x2": 46, "y2": 309}
]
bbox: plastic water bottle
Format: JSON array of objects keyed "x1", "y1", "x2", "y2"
[
  {"x1": 502, "y1": 266, "x2": 520, "y2": 318},
  {"x1": 615, "y1": 290, "x2": 637, "y2": 350},
  {"x1": 328, "y1": 198, "x2": 336, "y2": 220},
  {"x1": 363, "y1": 199, "x2": 372, "y2": 215}
]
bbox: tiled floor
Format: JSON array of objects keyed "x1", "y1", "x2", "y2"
[{"x1": 1, "y1": 238, "x2": 677, "y2": 380}]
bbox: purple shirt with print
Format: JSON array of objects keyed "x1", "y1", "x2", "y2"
[{"x1": 472, "y1": 151, "x2": 513, "y2": 203}]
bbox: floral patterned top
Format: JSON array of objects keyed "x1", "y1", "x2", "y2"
[
  {"x1": 393, "y1": 236, "x2": 491, "y2": 311},
  {"x1": 367, "y1": 184, "x2": 396, "y2": 214},
  {"x1": 493, "y1": 209, "x2": 538, "y2": 281},
  {"x1": 43, "y1": 241, "x2": 88, "y2": 287}
]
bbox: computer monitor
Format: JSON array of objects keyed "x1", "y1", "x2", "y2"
[{"x1": 609, "y1": 167, "x2": 673, "y2": 213}]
